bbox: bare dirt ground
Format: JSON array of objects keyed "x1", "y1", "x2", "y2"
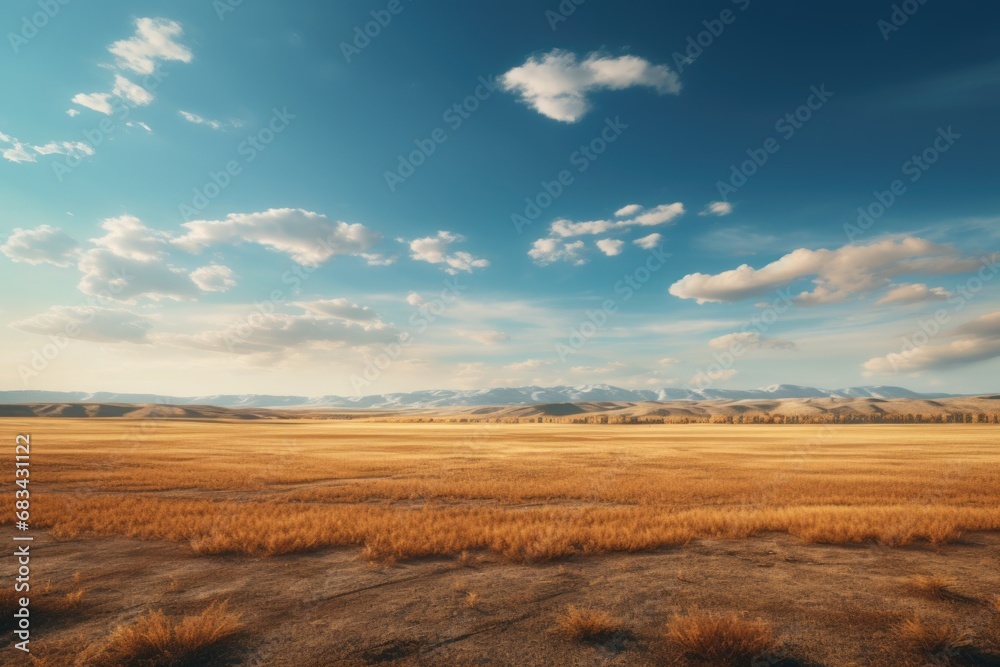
[
  {"x1": 1, "y1": 420, "x2": 998, "y2": 666},
  {"x1": 4, "y1": 531, "x2": 999, "y2": 666}
]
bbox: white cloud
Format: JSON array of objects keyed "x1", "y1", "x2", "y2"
[
  {"x1": 528, "y1": 238, "x2": 586, "y2": 265},
  {"x1": 91, "y1": 215, "x2": 172, "y2": 260},
  {"x1": 500, "y1": 50, "x2": 681, "y2": 122},
  {"x1": 190, "y1": 264, "x2": 237, "y2": 292},
  {"x1": 700, "y1": 201, "x2": 734, "y2": 217},
  {"x1": 405, "y1": 292, "x2": 424, "y2": 306},
  {"x1": 162, "y1": 305, "x2": 397, "y2": 356},
  {"x1": 10, "y1": 306, "x2": 152, "y2": 344},
  {"x1": 360, "y1": 252, "x2": 395, "y2": 266},
  {"x1": 71, "y1": 92, "x2": 114, "y2": 115},
  {"x1": 669, "y1": 237, "x2": 980, "y2": 304},
  {"x1": 615, "y1": 204, "x2": 642, "y2": 218},
  {"x1": 109, "y1": 18, "x2": 193, "y2": 75},
  {"x1": 658, "y1": 357, "x2": 680, "y2": 366},
  {"x1": 549, "y1": 202, "x2": 684, "y2": 237},
  {"x1": 175, "y1": 208, "x2": 382, "y2": 267},
  {"x1": 126, "y1": 121, "x2": 153, "y2": 133},
  {"x1": 633, "y1": 233, "x2": 662, "y2": 250},
  {"x1": 875, "y1": 283, "x2": 953, "y2": 306},
  {"x1": 32, "y1": 141, "x2": 95, "y2": 158},
  {"x1": 2, "y1": 226, "x2": 80, "y2": 267},
  {"x1": 596, "y1": 238, "x2": 624, "y2": 256},
  {"x1": 708, "y1": 331, "x2": 796, "y2": 351},
  {"x1": 77, "y1": 249, "x2": 202, "y2": 303},
  {"x1": 112, "y1": 74, "x2": 154, "y2": 106},
  {"x1": 294, "y1": 298, "x2": 382, "y2": 324},
  {"x1": 179, "y1": 110, "x2": 241, "y2": 131},
  {"x1": 862, "y1": 311, "x2": 1000, "y2": 375},
  {"x1": 407, "y1": 231, "x2": 489, "y2": 274},
  {"x1": 66, "y1": 109, "x2": 80, "y2": 117}
]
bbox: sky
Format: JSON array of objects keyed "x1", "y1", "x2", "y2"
[{"x1": 1, "y1": 0, "x2": 999, "y2": 397}]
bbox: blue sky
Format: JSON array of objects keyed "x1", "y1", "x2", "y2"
[{"x1": 1, "y1": 0, "x2": 999, "y2": 396}]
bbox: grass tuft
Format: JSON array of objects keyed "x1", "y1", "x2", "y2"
[
  {"x1": 909, "y1": 574, "x2": 956, "y2": 600},
  {"x1": 897, "y1": 615, "x2": 973, "y2": 656},
  {"x1": 551, "y1": 605, "x2": 623, "y2": 642},
  {"x1": 80, "y1": 601, "x2": 242, "y2": 667},
  {"x1": 667, "y1": 612, "x2": 779, "y2": 665}
]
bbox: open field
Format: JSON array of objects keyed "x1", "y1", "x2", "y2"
[{"x1": 2, "y1": 419, "x2": 1000, "y2": 665}]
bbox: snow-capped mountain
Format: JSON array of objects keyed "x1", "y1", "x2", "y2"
[{"x1": 0, "y1": 385, "x2": 957, "y2": 409}]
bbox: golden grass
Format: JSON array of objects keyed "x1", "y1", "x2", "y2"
[
  {"x1": 6, "y1": 421, "x2": 1000, "y2": 561},
  {"x1": 909, "y1": 574, "x2": 956, "y2": 600},
  {"x1": 1, "y1": 584, "x2": 86, "y2": 630},
  {"x1": 897, "y1": 615, "x2": 973, "y2": 656},
  {"x1": 666, "y1": 612, "x2": 779, "y2": 665},
  {"x1": 79, "y1": 601, "x2": 242, "y2": 667},
  {"x1": 551, "y1": 605, "x2": 623, "y2": 641}
]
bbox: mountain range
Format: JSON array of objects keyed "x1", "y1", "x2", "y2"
[{"x1": 0, "y1": 384, "x2": 960, "y2": 409}]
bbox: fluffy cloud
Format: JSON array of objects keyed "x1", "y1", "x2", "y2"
[
  {"x1": 700, "y1": 201, "x2": 734, "y2": 216},
  {"x1": 175, "y1": 209, "x2": 382, "y2": 267},
  {"x1": 71, "y1": 18, "x2": 192, "y2": 115},
  {"x1": 862, "y1": 311, "x2": 1000, "y2": 375},
  {"x1": 550, "y1": 203, "x2": 684, "y2": 237},
  {"x1": 407, "y1": 231, "x2": 489, "y2": 274},
  {"x1": 596, "y1": 238, "x2": 624, "y2": 256},
  {"x1": 2, "y1": 226, "x2": 80, "y2": 266},
  {"x1": 876, "y1": 283, "x2": 953, "y2": 306},
  {"x1": 669, "y1": 237, "x2": 980, "y2": 304},
  {"x1": 77, "y1": 249, "x2": 203, "y2": 302},
  {"x1": 9, "y1": 306, "x2": 152, "y2": 344},
  {"x1": 500, "y1": 50, "x2": 681, "y2": 122},
  {"x1": 109, "y1": 18, "x2": 193, "y2": 75},
  {"x1": 633, "y1": 233, "x2": 662, "y2": 250},
  {"x1": 71, "y1": 92, "x2": 113, "y2": 115},
  {"x1": 615, "y1": 204, "x2": 642, "y2": 218},
  {"x1": 708, "y1": 331, "x2": 796, "y2": 351},
  {"x1": 112, "y1": 74, "x2": 154, "y2": 106},
  {"x1": 163, "y1": 304, "x2": 397, "y2": 356},
  {"x1": 528, "y1": 238, "x2": 586, "y2": 265},
  {"x1": 190, "y1": 264, "x2": 237, "y2": 292},
  {"x1": 405, "y1": 292, "x2": 424, "y2": 306},
  {"x1": 91, "y1": 215, "x2": 172, "y2": 260}
]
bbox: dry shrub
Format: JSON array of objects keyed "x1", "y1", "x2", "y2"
[
  {"x1": 909, "y1": 574, "x2": 955, "y2": 600},
  {"x1": 1, "y1": 585, "x2": 85, "y2": 631},
  {"x1": 897, "y1": 616, "x2": 973, "y2": 656},
  {"x1": 667, "y1": 612, "x2": 779, "y2": 665},
  {"x1": 464, "y1": 592, "x2": 480, "y2": 609},
  {"x1": 552, "y1": 605, "x2": 623, "y2": 642},
  {"x1": 81, "y1": 601, "x2": 242, "y2": 667}
]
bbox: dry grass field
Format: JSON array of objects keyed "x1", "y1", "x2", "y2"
[{"x1": 2, "y1": 418, "x2": 999, "y2": 665}]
